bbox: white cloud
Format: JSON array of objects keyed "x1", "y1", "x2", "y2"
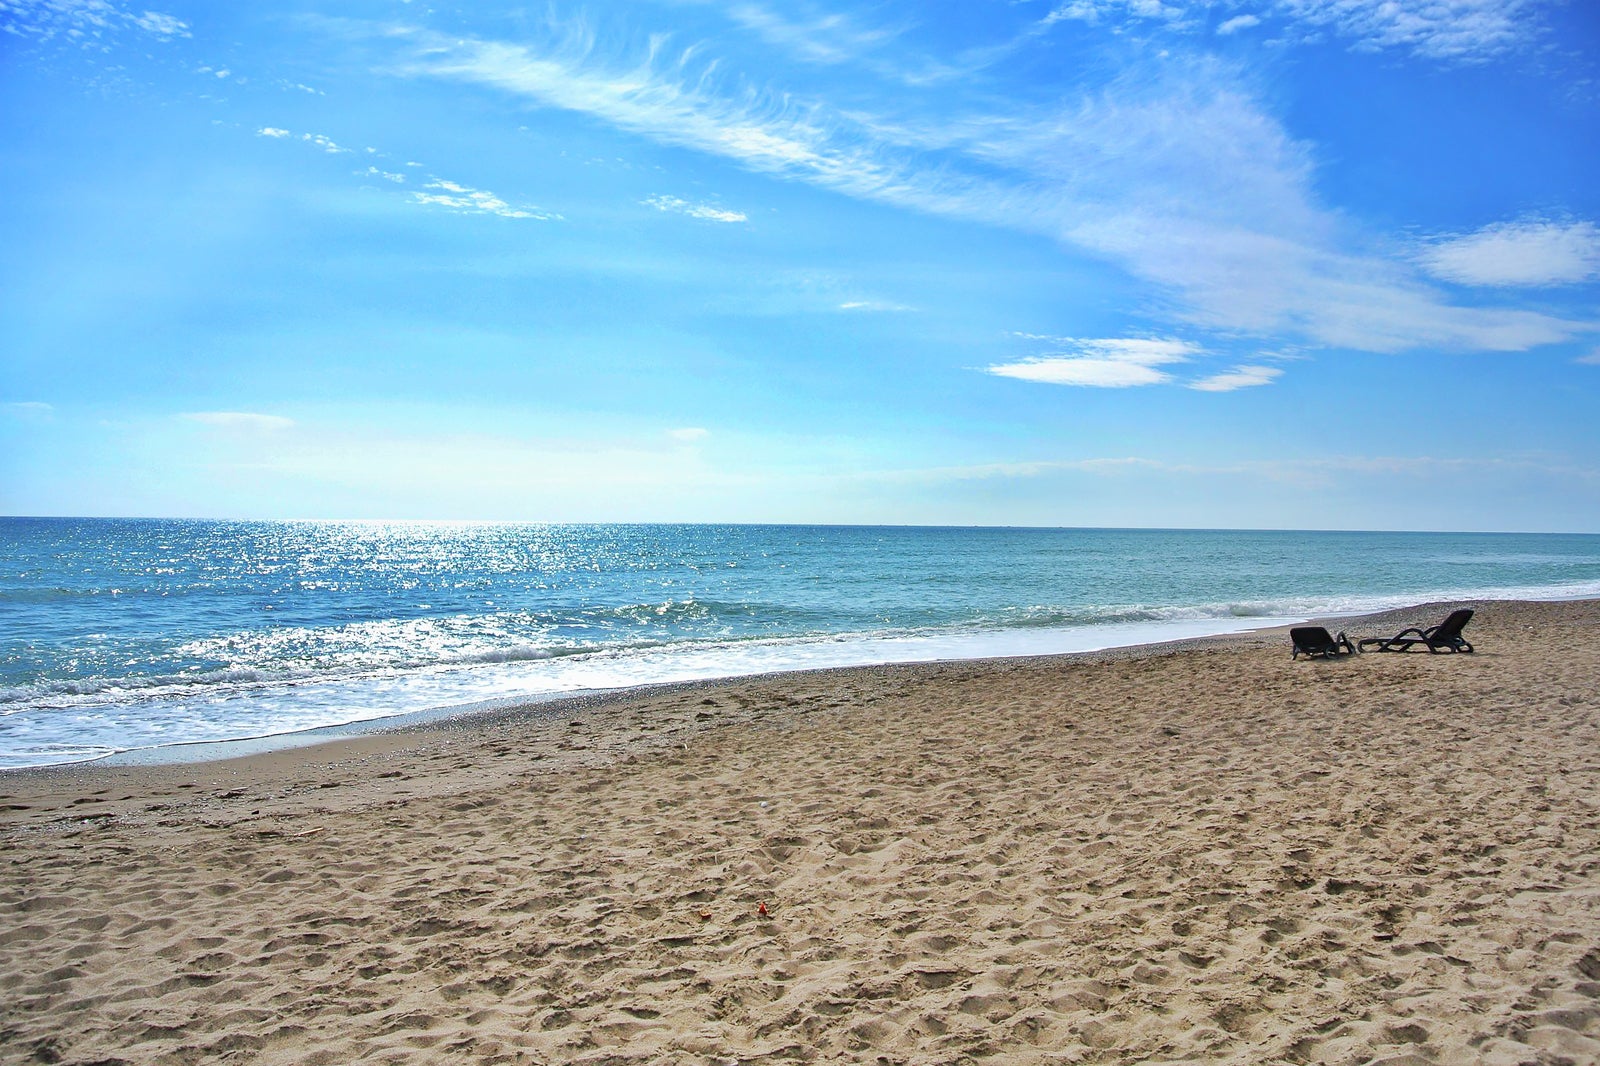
[
  {"x1": 3, "y1": 401, "x2": 55, "y2": 420},
  {"x1": 986, "y1": 337, "x2": 1198, "y2": 388},
  {"x1": 726, "y1": 3, "x2": 900, "y2": 65},
  {"x1": 131, "y1": 10, "x2": 186, "y2": 37},
  {"x1": 413, "y1": 179, "x2": 558, "y2": 220},
  {"x1": 1028, "y1": 0, "x2": 1542, "y2": 62},
  {"x1": 1188, "y1": 364, "x2": 1283, "y2": 391},
  {"x1": 2, "y1": 0, "x2": 114, "y2": 36},
  {"x1": 989, "y1": 358, "x2": 1175, "y2": 388},
  {"x1": 643, "y1": 194, "x2": 748, "y2": 223},
  {"x1": 181, "y1": 411, "x2": 296, "y2": 431},
  {"x1": 395, "y1": 29, "x2": 894, "y2": 194},
  {"x1": 1217, "y1": 14, "x2": 1261, "y2": 34},
  {"x1": 1043, "y1": 0, "x2": 1191, "y2": 28},
  {"x1": 1270, "y1": 0, "x2": 1537, "y2": 61},
  {"x1": 718, "y1": 2, "x2": 971, "y2": 87},
  {"x1": 386, "y1": 24, "x2": 1585, "y2": 358},
  {"x1": 669, "y1": 427, "x2": 710, "y2": 442},
  {"x1": 362, "y1": 165, "x2": 407, "y2": 183},
  {"x1": 257, "y1": 127, "x2": 350, "y2": 154},
  {"x1": 1, "y1": 0, "x2": 187, "y2": 41},
  {"x1": 1080, "y1": 337, "x2": 1199, "y2": 362},
  {"x1": 936, "y1": 67, "x2": 1554, "y2": 353},
  {"x1": 839, "y1": 299, "x2": 912, "y2": 312},
  {"x1": 1041, "y1": 1, "x2": 1102, "y2": 25},
  {"x1": 1576, "y1": 349, "x2": 1600, "y2": 366},
  {"x1": 1418, "y1": 219, "x2": 1600, "y2": 287},
  {"x1": 1053, "y1": 176, "x2": 1588, "y2": 352},
  {"x1": 302, "y1": 132, "x2": 347, "y2": 154}
]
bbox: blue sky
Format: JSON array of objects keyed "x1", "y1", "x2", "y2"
[{"x1": 2, "y1": 0, "x2": 1597, "y2": 530}]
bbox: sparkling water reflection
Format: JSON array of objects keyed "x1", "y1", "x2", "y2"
[{"x1": 4, "y1": 520, "x2": 1599, "y2": 767}]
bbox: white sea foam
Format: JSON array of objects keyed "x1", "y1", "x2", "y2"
[
  {"x1": 9, "y1": 579, "x2": 1600, "y2": 770},
  {"x1": 0, "y1": 613, "x2": 1308, "y2": 769}
]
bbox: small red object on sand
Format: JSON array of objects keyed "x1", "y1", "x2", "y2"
[{"x1": 757, "y1": 901, "x2": 770, "y2": 917}]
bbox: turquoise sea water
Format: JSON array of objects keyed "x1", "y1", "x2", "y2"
[{"x1": 4, "y1": 519, "x2": 1599, "y2": 769}]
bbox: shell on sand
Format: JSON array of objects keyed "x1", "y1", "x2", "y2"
[{"x1": 3, "y1": 599, "x2": 1599, "y2": 1064}]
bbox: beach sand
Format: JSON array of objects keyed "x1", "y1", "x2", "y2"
[{"x1": 3, "y1": 599, "x2": 1598, "y2": 1065}]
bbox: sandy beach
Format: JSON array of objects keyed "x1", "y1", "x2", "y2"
[{"x1": 3, "y1": 598, "x2": 1598, "y2": 1065}]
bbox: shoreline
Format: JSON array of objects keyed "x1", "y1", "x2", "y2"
[
  {"x1": 0, "y1": 595, "x2": 1560, "y2": 817},
  {"x1": 1, "y1": 595, "x2": 1542, "y2": 774},
  {"x1": 3, "y1": 596, "x2": 1597, "y2": 1064},
  {"x1": 2, "y1": 609, "x2": 1328, "y2": 773}
]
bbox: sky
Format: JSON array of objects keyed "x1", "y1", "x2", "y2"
[{"x1": 1, "y1": 0, "x2": 1597, "y2": 531}]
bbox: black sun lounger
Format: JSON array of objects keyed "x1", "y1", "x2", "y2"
[
  {"x1": 1290, "y1": 626, "x2": 1356, "y2": 659},
  {"x1": 1357, "y1": 608, "x2": 1474, "y2": 654}
]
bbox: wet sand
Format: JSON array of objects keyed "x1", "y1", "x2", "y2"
[{"x1": 3, "y1": 599, "x2": 1598, "y2": 1064}]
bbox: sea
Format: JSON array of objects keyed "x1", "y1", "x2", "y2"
[{"x1": 3, "y1": 518, "x2": 1599, "y2": 770}]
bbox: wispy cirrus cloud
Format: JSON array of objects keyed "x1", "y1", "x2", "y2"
[
  {"x1": 1041, "y1": 0, "x2": 1193, "y2": 30},
  {"x1": 181, "y1": 411, "x2": 295, "y2": 431},
  {"x1": 0, "y1": 0, "x2": 188, "y2": 42},
  {"x1": 303, "y1": 132, "x2": 347, "y2": 154},
  {"x1": 390, "y1": 26, "x2": 1586, "y2": 356},
  {"x1": 719, "y1": 1, "x2": 974, "y2": 87},
  {"x1": 393, "y1": 28, "x2": 881, "y2": 185},
  {"x1": 1189, "y1": 364, "x2": 1283, "y2": 392},
  {"x1": 1269, "y1": 0, "x2": 1539, "y2": 62},
  {"x1": 361, "y1": 165, "x2": 407, "y2": 184},
  {"x1": 986, "y1": 337, "x2": 1199, "y2": 388},
  {"x1": 130, "y1": 9, "x2": 185, "y2": 37},
  {"x1": 414, "y1": 179, "x2": 558, "y2": 220},
  {"x1": 991, "y1": 336, "x2": 1291, "y2": 392},
  {"x1": 2, "y1": 401, "x2": 55, "y2": 420},
  {"x1": 376, "y1": 19, "x2": 1589, "y2": 359},
  {"x1": 256, "y1": 125, "x2": 556, "y2": 220},
  {"x1": 643, "y1": 194, "x2": 747, "y2": 223},
  {"x1": 1418, "y1": 219, "x2": 1600, "y2": 287},
  {"x1": 255, "y1": 126, "x2": 346, "y2": 153},
  {"x1": 1033, "y1": 0, "x2": 1543, "y2": 62},
  {"x1": 725, "y1": 2, "x2": 902, "y2": 65},
  {"x1": 839, "y1": 299, "x2": 913, "y2": 312},
  {"x1": 987, "y1": 359, "x2": 1172, "y2": 388}
]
